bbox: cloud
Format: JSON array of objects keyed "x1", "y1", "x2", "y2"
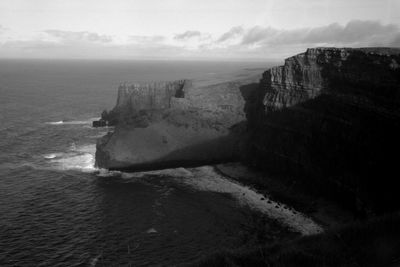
[
  {"x1": 240, "y1": 26, "x2": 277, "y2": 45},
  {"x1": 303, "y1": 20, "x2": 399, "y2": 45},
  {"x1": 236, "y1": 20, "x2": 400, "y2": 48},
  {"x1": 129, "y1": 35, "x2": 165, "y2": 44},
  {"x1": 217, "y1": 26, "x2": 244, "y2": 42},
  {"x1": 174, "y1": 30, "x2": 202, "y2": 40},
  {"x1": 173, "y1": 30, "x2": 213, "y2": 50},
  {"x1": 44, "y1": 30, "x2": 113, "y2": 43},
  {"x1": 0, "y1": 25, "x2": 9, "y2": 37},
  {"x1": 209, "y1": 20, "x2": 400, "y2": 58},
  {"x1": 0, "y1": 20, "x2": 399, "y2": 60}
]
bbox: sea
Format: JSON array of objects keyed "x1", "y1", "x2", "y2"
[{"x1": 0, "y1": 59, "x2": 285, "y2": 266}]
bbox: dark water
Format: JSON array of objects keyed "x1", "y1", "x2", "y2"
[{"x1": 0, "y1": 59, "x2": 271, "y2": 266}]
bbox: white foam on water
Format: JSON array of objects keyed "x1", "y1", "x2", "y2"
[
  {"x1": 42, "y1": 117, "x2": 107, "y2": 173},
  {"x1": 43, "y1": 153, "x2": 63, "y2": 159},
  {"x1": 49, "y1": 144, "x2": 97, "y2": 172},
  {"x1": 60, "y1": 120, "x2": 91, "y2": 125},
  {"x1": 146, "y1": 228, "x2": 158, "y2": 234},
  {"x1": 74, "y1": 144, "x2": 96, "y2": 154},
  {"x1": 45, "y1": 118, "x2": 99, "y2": 126},
  {"x1": 89, "y1": 253, "x2": 102, "y2": 267},
  {"x1": 46, "y1": 120, "x2": 64, "y2": 125},
  {"x1": 50, "y1": 153, "x2": 95, "y2": 172}
]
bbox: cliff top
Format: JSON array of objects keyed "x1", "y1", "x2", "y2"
[
  {"x1": 304, "y1": 47, "x2": 400, "y2": 56},
  {"x1": 117, "y1": 79, "x2": 191, "y2": 91}
]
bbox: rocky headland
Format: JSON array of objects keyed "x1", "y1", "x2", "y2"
[
  {"x1": 95, "y1": 74, "x2": 260, "y2": 170},
  {"x1": 96, "y1": 47, "x2": 400, "y2": 214}
]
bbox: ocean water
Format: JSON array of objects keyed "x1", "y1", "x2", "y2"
[{"x1": 0, "y1": 59, "x2": 282, "y2": 266}]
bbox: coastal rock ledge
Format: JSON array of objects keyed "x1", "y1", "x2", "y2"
[{"x1": 95, "y1": 76, "x2": 260, "y2": 171}]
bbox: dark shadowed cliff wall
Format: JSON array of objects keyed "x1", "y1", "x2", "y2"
[{"x1": 244, "y1": 48, "x2": 400, "y2": 213}]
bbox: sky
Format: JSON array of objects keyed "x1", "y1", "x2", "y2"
[{"x1": 0, "y1": 0, "x2": 399, "y2": 60}]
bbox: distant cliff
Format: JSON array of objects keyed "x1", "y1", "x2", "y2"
[
  {"x1": 95, "y1": 75, "x2": 260, "y2": 170},
  {"x1": 115, "y1": 80, "x2": 187, "y2": 109},
  {"x1": 245, "y1": 47, "x2": 400, "y2": 213},
  {"x1": 100, "y1": 80, "x2": 190, "y2": 126}
]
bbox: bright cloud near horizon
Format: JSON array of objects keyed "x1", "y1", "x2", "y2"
[{"x1": 0, "y1": 0, "x2": 400, "y2": 60}]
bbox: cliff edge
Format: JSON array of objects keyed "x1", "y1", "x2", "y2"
[{"x1": 245, "y1": 47, "x2": 400, "y2": 213}]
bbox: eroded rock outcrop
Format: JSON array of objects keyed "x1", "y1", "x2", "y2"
[
  {"x1": 95, "y1": 75, "x2": 260, "y2": 170},
  {"x1": 245, "y1": 47, "x2": 400, "y2": 213}
]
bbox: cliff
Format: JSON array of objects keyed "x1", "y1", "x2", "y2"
[
  {"x1": 95, "y1": 75, "x2": 260, "y2": 170},
  {"x1": 100, "y1": 80, "x2": 189, "y2": 126},
  {"x1": 95, "y1": 47, "x2": 400, "y2": 212},
  {"x1": 245, "y1": 47, "x2": 400, "y2": 213}
]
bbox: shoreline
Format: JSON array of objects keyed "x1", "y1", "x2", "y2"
[
  {"x1": 213, "y1": 162, "x2": 354, "y2": 230},
  {"x1": 114, "y1": 163, "x2": 324, "y2": 236},
  {"x1": 182, "y1": 165, "x2": 324, "y2": 236}
]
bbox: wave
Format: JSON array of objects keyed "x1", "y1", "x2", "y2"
[
  {"x1": 43, "y1": 153, "x2": 63, "y2": 159},
  {"x1": 50, "y1": 153, "x2": 95, "y2": 172},
  {"x1": 41, "y1": 117, "x2": 105, "y2": 172},
  {"x1": 46, "y1": 144, "x2": 97, "y2": 172},
  {"x1": 45, "y1": 120, "x2": 89, "y2": 125},
  {"x1": 45, "y1": 117, "x2": 99, "y2": 126},
  {"x1": 89, "y1": 253, "x2": 102, "y2": 267},
  {"x1": 46, "y1": 121, "x2": 64, "y2": 125},
  {"x1": 146, "y1": 228, "x2": 158, "y2": 234}
]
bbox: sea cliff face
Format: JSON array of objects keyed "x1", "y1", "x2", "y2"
[
  {"x1": 100, "y1": 80, "x2": 189, "y2": 126},
  {"x1": 245, "y1": 47, "x2": 400, "y2": 213},
  {"x1": 95, "y1": 47, "x2": 400, "y2": 212},
  {"x1": 95, "y1": 76, "x2": 260, "y2": 170}
]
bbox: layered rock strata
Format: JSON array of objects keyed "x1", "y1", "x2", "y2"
[{"x1": 245, "y1": 47, "x2": 400, "y2": 213}]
